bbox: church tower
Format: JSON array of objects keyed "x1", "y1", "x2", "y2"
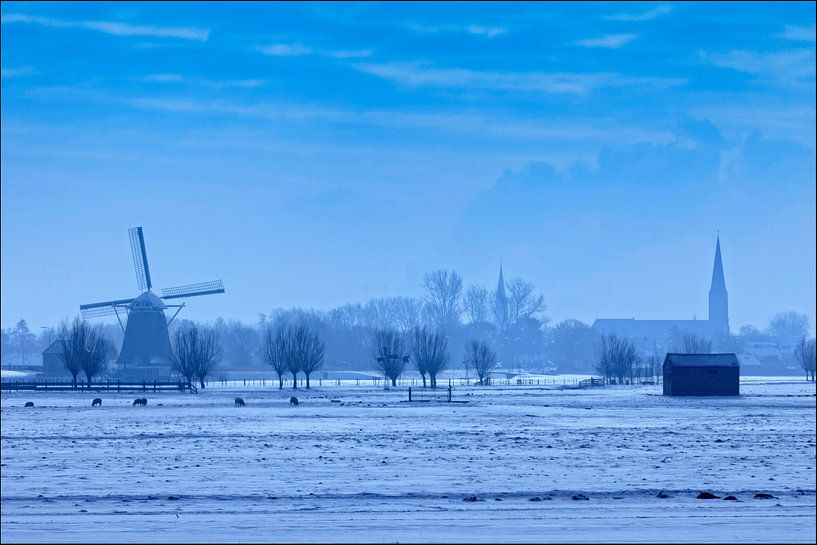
[
  {"x1": 494, "y1": 260, "x2": 509, "y2": 331},
  {"x1": 708, "y1": 236, "x2": 730, "y2": 335}
]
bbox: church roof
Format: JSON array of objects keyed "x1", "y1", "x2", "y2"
[
  {"x1": 592, "y1": 318, "x2": 716, "y2": 338},
  {"x1": 710, "y1": 236, "x2": 727, "y2": 293}
]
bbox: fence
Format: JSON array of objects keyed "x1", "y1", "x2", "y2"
[{"x1": 0, "y1": 380, "x2": 196, "y2": 393}]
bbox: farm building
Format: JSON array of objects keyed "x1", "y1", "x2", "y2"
[
  {"x1": 662, "y1": 353, "x2": 740, "y2": 396},
  {"x1": 41, "y1": 340, "x2": 70, "y2": 377}
]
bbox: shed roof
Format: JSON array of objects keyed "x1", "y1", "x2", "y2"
[{"x1": 664, "y1": 353, "x2": 739, "y2": 367}]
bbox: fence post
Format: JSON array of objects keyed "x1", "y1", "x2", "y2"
[
  {"x1": 154, "y1": 380, "x2": 157, "y2": 393},
  {"x1": 408, "y1": 387, "x2": 412, "y2": 402},
  {"x1": 142, "y1": 380, "x2": 146, "y2": 392},
  {"x1": 448, "y1": 385, "x2": 452, "y2": 403}
]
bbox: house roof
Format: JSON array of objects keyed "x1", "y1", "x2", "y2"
[
  {"x1": 42, "y1": 340, "x2": 62, "y2": 354},
  {"x1": 664, "y1": 353, "x2": 739, "y2": 367}
]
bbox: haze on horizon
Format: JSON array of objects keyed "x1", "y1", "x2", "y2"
[{"x1": 1, "y1": 2, "x2": 815, "y2": 334}]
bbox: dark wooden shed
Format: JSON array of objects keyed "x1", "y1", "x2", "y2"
[{"x1": 662, "y1": 353, "x2": 740, "y2": 396}]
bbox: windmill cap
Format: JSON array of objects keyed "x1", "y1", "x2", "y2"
[{"x1": 132, "y1": 290, "x2": 167, "y2": 310}]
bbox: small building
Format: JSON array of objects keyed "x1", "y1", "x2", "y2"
[
  {"x1": 41, "y1": 340, "x2": 70, "y2": 377},
  {"x1": 663, "y1": 353, "x2": 740, "y2": 396}
]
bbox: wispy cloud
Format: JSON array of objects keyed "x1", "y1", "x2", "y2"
[
  {"x1": 779, "y1": 25, "x2": 816, "y2": 42},
  {"x1": 143, "y1": 74, "x2": 266, "y2": 88},
  {"x1": 258, "y1": 42, "x2": 371, "y2": 59},
  {"x1": 405, "y1": 23, "x2": 507, "y2": 38},
  {"x1": 1, "y1": 66, "x2": 37, "y2": 78},
  {"x1": 352, "y1": 62, "x2": 683, "y2": 95},
  {"x1": 606, "y1": 5, "x2": 672, "y2": 22},
  {"x1": 1, "y1": 13, "x2": 210, "y2": 41},
  {"x1": 576, "y1": 33, "x2": 637, "y2": 49},
  {"x1": 702, "y1": 48, "x2": 816, "y2": 86}
]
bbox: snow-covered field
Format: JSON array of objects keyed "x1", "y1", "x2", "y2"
[{"x1": 2, "y1": 378, "x2": 815, "y2": 543}]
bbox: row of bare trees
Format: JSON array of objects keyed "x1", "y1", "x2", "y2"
[
  {"x1": 170, "y1": 324, "x2": 221, "y2": 388},
  {"x1": 795, "y1": 337, "x2": 816, "y2": 381},
  {"x1": 261, "y1": 324, "x2": 325, "y2": 388}
]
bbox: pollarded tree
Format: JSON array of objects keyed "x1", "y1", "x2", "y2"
[
  {"x1": 262, "y1": 325, "x2": 290, "y2": 389},
  {"x1": 422, "y1": 269, "x2": 463, "y2": 331},
  {"x1": 290, "y1": 324, "x2": 324, "y2": 389},
  {"x1": 56, "y1": 317, "x2": 89, "y2": 388},
  {"x1": 372, "y1": 329, "x2": 407, "y2": 387},
  {"x1": 595, "y1": 334, "x2": 639, "y2": 384},
  {"x1": 464, "y1": 339, "x2": 495, "y2": 386},
  {"x1": 171, "y1": 323, "x2": 222, "y2": 389},
  {"x1": 795, "y1": 337, "x2": 816, "y2": 382},
  {"x1": 80, "y1": 325, "x2": 115, "y2": 386},
  {"x1": 411, "y1": 326, "x2": 449, "y2": 388}
]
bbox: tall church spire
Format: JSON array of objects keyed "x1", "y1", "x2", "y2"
[
  {"x1": 494, "y1": 260, "x2": 509, "y2": 331},
  {"x1": 708, "y1": 235, "x2": 729, "y2": 335}
]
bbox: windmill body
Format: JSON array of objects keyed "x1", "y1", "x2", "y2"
[{"x1": 80, "y1": 227, "x2": 225, "y2": 380}]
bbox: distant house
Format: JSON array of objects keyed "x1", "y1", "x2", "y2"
[
  {"x1": 41, "y1": 340, "x2": 70, "y2": 377},
  {"x1": 662, "y1": 353, "x2": 739, "y2": 396}
]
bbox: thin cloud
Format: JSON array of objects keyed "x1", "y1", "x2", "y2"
[
  {"x1": 606, "y1": 5, "x2": 672, "y2": 22},
  {"x1": 576, "y1": 33, "x2": 637, "y2": 49},
  {"x1": 143, "y1": 74, "x2": 266, "y2": 88},
  {"x1": 1, "y1": 66, "x2": 37, "y2": 78},
  {"x1": 702, "y1": 48, "x2": 816, "y2": 85},
  {"x1": 259, "y1": 42, "x2": 371, "y2": 59},
  {"x1": 779, "y1": 25, "x2": 816, "y2": 42},
  {"x1": 1, "y1": 13, "x2": 210, "y2": 41},
  {"x1": 405, "y1": 22, "x2": 507, "y2": 38},
  {"x1": 352, "y1": 62, "x2": 683, "y2": 95}
]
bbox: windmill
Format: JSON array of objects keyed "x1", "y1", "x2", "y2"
[{"x1": 80, "y1": 227, "x2": 225, "y2": 379}]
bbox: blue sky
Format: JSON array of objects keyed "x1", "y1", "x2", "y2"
[{"x1": 1, "y1": 1, "x2": 815, "y2": 333}]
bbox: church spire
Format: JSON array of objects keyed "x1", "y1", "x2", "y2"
[
  {"x1": 708, "y1": 235, "x2": 729, "y2": 335},
  {"x1": 494, "y1": 260, "x2": 509, "y2": 331}
]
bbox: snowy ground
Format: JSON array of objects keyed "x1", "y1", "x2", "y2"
[{"x1": 1, "y1": 377, "x2": 815, "y2": 543}]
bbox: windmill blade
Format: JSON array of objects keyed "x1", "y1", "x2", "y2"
[
  {"x1": 129, "y1": 226, "x2": 152, "y2": 291},
  {"x1": 79, "y1": 298, "x2": 135, "y2": 318},
  {"x1": 161, "y1": 280, "x2": 225, "y2": 300}
]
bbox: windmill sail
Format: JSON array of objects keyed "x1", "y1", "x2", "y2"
[
  {"x1": 161, "y1": 280, "x2": 225, "y2": 300},
  {"x1": 129, "y1": 226, "x2": 152, "y2": 291},
  {"x1": 80, "y1": 297, "x2": 135, "y2": 318}
]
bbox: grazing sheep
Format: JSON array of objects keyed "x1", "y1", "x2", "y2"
[
  {"x1": 92, "y1": 398, "x2": 102, "y2": 407},
  {"x1": 24, "y1": 401, "x2": 34, "y2": 408},
  {"x1": 289, "y1": 396, "x2": 299, "y2": 406},
  {"x1": 234, "y1": 397, "x2": 245, "y2": 407},
  {"x1": 133, "y1": 398, "x2": 147, "y2": 407}
]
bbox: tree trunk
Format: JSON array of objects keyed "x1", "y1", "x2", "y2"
[
  {"x1": 305, "y1": 373, "x2": 310, "y2": 389},
  {"x1": 292, "y1": 372, "x2": 298, "y2": 388},
  {"x1": 278, "y1": 374, "x2": 283, "y2": 389},
  {"x1": 199, "y1": 377, "x2": 206, "y2": 389},
  {"x1": 71, "y1": 372, "x2": 78, "y2": 389},
  {"x1": 391, "y1": 377, "x2": 397, "y2": 387},
  {"x1": 421, "y1": 374, "x2": 427, "y2": 388},
  {"x1": 87, "y1": 375, "x2": 92, "y2": 387}
]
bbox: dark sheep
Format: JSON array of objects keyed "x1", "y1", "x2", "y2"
[
  {"x1": 133, "y1": 398, "x2": 147, "y2": 407},
  {"x1": 92, "y1": 398, "x2": 102, "y2": 407},
  {"x1": 24, "y1": 401, "x2": 34, "y2": 408},
  {"x1": 289, "y1": 396, "x2": 299, "y2": 406},
  {"x1": 235, "y1": 397, "x2": 246, "y2": 407}
]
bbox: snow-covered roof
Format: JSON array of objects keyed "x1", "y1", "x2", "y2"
[{"x1": 664, "y1": 353, "x2": 739, "y2": 368}]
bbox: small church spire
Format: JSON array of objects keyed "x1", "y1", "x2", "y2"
[
  {"x1": 708, "y1": 235, "x2": 729, "y2": 335},
  {"x1": 494, "y1": 259, "x2": 509, "y2": 331}
]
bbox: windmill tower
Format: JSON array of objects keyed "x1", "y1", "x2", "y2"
[{"x1": 80, "y1": 227, "x2": 225, "y2": 380}]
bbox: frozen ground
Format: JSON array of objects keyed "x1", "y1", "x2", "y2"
[{"x1": 1, "y1": 377, "x2": 815, "y2": 543}]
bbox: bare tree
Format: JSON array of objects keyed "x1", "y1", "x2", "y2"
[
  {"x1": 463, "y1": 285, "x2": 491, "y2": 325},
  {"x1": 411, "y1": 326, "x2": 449, "y2": 388},
  {"x1": 81, "y1": 326, "x2": 115, "y2": 386},
  {"x1": 682, "y1": 334, "x2": 713, "y2": 354},
  {"x1": 290, "y1": 324, "x2": 324, "y2": 389},
  {"x1": 506, "y1": 278, "x2": 547, "y2": 325},
  {"x1": 767, "y1": 311, "x2": 811, "y2": 343},
  {"x1": 795, "y1": 337, "x2": 816, "y2": 381},
  {"x1": 596, "y1": 334, "x2": 638, "y2": 384},
  {"x1": 372, "y1": 329, "x2": 407, "y2": 387},
  {"x1": 56, "y1": 318, "x2": 89, "y2": 387},
  {"x1": 464, "y1": 339, "x2": 495, "y2": 385},
  {"x1": 423, "y1": 269, "x2": 463, "y2": 330},
  {"x1": 262, "y1": 326, "x2": 290, "y2": 389},
  {"x1": 171, "y1": 323, "x2": 221, "y2": 388}
]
